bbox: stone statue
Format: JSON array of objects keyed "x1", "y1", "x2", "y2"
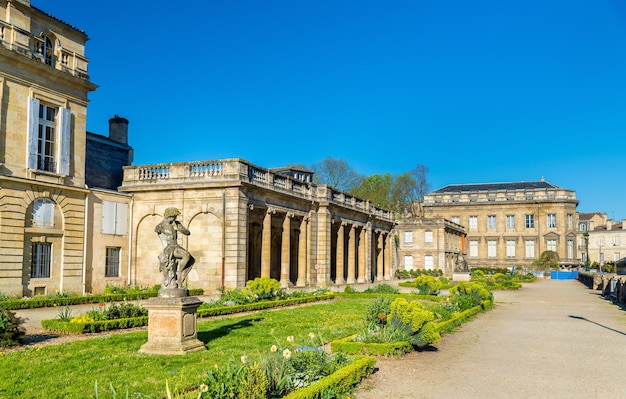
[
  {"x1": 455, "y1": 253, "x2": 469, "y2": 273},
  {"x1": 155, "y1": 207, "x2": 195, "y2": 292}
]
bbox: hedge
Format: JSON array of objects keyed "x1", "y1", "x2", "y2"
[
  {"x1": 334, "y1": 292, "x2": 449, "y2": 302},
  {"x1": 330, "y1": 334, "x2": 412, "y2": 357},
  {"x1": 434, "y1": 299, "x2": 493, "y2": 334},
  {"x1": 197, "y1": 294, "x2": 336, "y2": 317},
  {"x1": 282, "y1": 355, "x2": 376, "y2": 399},
  {"x1": 0, "y1": 289, "x2": 204, "y2": 310}
]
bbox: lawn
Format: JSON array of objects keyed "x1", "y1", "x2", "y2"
[{"x1": 0, "y1": 298, "x2": 370, "y2": 399}]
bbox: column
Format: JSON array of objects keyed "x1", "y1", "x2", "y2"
[
  {"x1": 346, "y1": 224, "x2": 356, "y2": 284},
  {"x1": 296, "y1": 217, "x2": 308, "y2": 287},
  {"x1": 261, "y1": 209, "x2": 273, "y2": 278},
  {"x1": 384, "y1": 233, "x2": 392, "y2": 280},
  {"x1": 376, "y1": 231, "x2": 383, "y2": 281},
  {"x1": 336, "y1": 222, "x2": 345, "y2": 284},
  {"x1": 357, "y1": 227, "x2": 366, "y2": 283},
  {"x1": 280, "y1": 213, "x2": 292, "y2": 287}
]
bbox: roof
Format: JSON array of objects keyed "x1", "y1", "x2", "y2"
[
  {"x1": 32, "y1": 6, "x2": 88, "y2": 37},
  {"x1": 578, "y1": 212, "x2": 603, "y2": 221},
  {"x1": 429, "y1": 180, "x2": 562, "y2": 194}
]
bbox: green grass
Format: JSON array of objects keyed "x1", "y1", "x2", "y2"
[{"x1": 0, "y1": 298, "x2": 370, "y2": 399}]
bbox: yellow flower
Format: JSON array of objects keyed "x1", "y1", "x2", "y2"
[
  {"x1": 229, "y1": 393, "x2": 235, "y2": 398},
  {"x1": 199, "y1": 384, "x2": 209, "y2": 393},
  {"x1": 270, "y1": 345, "x2": 278, "y2": 352},
  {"x1": 283, "y1": 349, "x2": 292, "y2": 359},
  {"x1": 286, "y1": 336, "x2": 294, "y2": 343}
]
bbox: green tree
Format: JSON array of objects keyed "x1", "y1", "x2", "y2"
[
  {"x1": 350, "y1": 173, "x2": 395, "y2": 209},
  {"x1": 311, "y1": 157, "x2": 363, "y2": 192},
  {"x1": 531, "y1": 250, "x2": 560, "y2": 271}
]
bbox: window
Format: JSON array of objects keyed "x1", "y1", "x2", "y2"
[
  {"x1": 487, "y1": 215, "x2": 496, "y2": 230},
  {"x1": 425, "y1": 231, "x2": 433, "y2": 244},
  {"x1": 469, "y1": 241, "x2": 478, "y2": 257},
  {"x1": 102, "y1": 201, "x2": 128, "y2": 235},
  {"x1": 404, "y1": 255, "x2": 414, "y2": 270},
  {"x1": 614, "y1": 236, "x2": 620, "y2": 246},
  {"x1": 598, "y1": 237, "x2": 604, "y2": 246},
  {"x1": 506, "y1": 215, "x2": 515, "y2": 229},
  {"x1": 547, "y1": 214, "x2": 556, "y2": 229},
  {"x1": 600, "y1": 252, "x2": 604, "y2": 263},
  {"x1": 567, "y1": 240, "x2": 574, "y2": 260},
  {"x1": 27, "y1": 97, "x2": 70, "y2": 174},
  {"x1": 469, "y1": 216, "x2": 478, "y2": 231},
  {"x1": 506, "y1": 240, "x2": 516, "y2": 257},
  {"x1": 404, "y1": 231, "x2": 413, "y2": 244},
  {"x1": 424, "y1": 255, "x2": 434, "y2": 270},
  {"x1": 31, "y1": 242, "x2": 51, "y2": 278},
  {"x1": 579, "y1": 222, "x2": 587, "y2": 232},
  {"x1": 525, "y1": 214, "x2": 535, "y2": 229},
  {"x1": 547, "y1": 239, "x2": 557, "y2": 252},
  {"x1": 451, "y1": 216, "x2": 460, "y2": 225},
  {"x1": 105, "y1": 247, "x2": 121, "y2": 277},
  {"x1": 567, "y1": 214, "x2": 573, "y2": 229},
  {"x1": 32, "y1": 198, "x2": 55, "y2": 227},
  {"x1": 525, "y1": 240, "x2": 535, "y2": 258},
  {"x1": 614, "y1": 253, "x2": 621, "y2": 262},
  {"x1": 41, "y1": 35, "x2": 55, "y2": 66},
  {"x1": 487, "y1": 240, "x2": 497, "y2": 258}
]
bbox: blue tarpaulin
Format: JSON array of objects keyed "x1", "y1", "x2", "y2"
[{"x1": 550, "y1": 271, "x2": 579, "y2": 280}]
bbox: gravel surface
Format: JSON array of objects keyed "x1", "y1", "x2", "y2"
[{"x1": 354, "y1": 279, "x2": 626, "y2": 399}]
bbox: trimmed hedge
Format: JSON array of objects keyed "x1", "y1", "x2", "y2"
[
  {"x1": 330, "y1": 334, "x2": 412, "y2": 357},
  {"x1": 0, "y1": 289, "x2": 204, "y2": 310},
  {"x1": 434, "y1": 299, "x2": 493, "y2": 334},
  {"x1": 335, "y1": 292, "x2": 449, "y2": 303},
  {"x1": 282, "y1": 355, "x2": 376, "y2": 399},
  {"x1": 40, "y1": 294, "x2": 336, "y2": 334}
]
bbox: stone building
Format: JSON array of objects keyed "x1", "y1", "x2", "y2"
[
  {"x1": 395, "y1": 217, "x2": 466, "y2": 276},
  {"x1": 118, "y1": 160, "x2": 396, "y2": 294},
  {"x1": 0, "y1": 0, "x2": 97, "y2": 296},
  {"x1": 422, "y1": 179, "x2": 579, "y2": 270},
  {"x1": 579, "y1": 213, "x2": 626, "y2": 268},
  {"x1": 86, "y1": 116, "x2": 133, "y2": 191}
]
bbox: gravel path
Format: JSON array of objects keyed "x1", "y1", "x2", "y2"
[{"x1": 354, "y1": 279, "x2": 626, "y2": 399}]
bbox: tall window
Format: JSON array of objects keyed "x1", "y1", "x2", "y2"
[
  {"x1": 487, "y1": 240, "x2": 497, "y2": 258},
  {"x1": 567, "y1": 240, "x2": 574, "y2": 260},
  {"x1": 424, "y1": 255, "x2": 434, "y2": 270},
  {"x1": 32, "y1": 198, "x2": 55, "y2": 227},
  {"x1": 105, "y1": 247, "x2": 121, "y2": 277},
  {"x1": 614, "y1": 253, "x2": 621, "y2": 262},
  {"x1": 469, "y1": 216, "x2": 478, "y2": 231},
  {"x1": 27, "y1": 97, "x2": 70, "y2": 175},
  {"x1": 102, "y1": 201, "x2": 128, "y2": 235},
  {"x1": 598, "y1": 237, "x2": 604, "y2": 246},
  {"x1": 487, "y1": 215, "x2": 496, "y2": 230},
  {"x1": 41, "y1": 36, "x2": 54, "y2": 66},
  {"x1": 547, "y1": 214, "x2": 556, "y2": 229},
  {"x1": 525, "y1": 214, "x2": 535, "y2": 229},
  {"x1": 567, "y1": 214, "x2": 573, "y2": 229},
  {"x1": 506, "y1": 240, "x2": 516, "y2": 257},
  {"x1": 424, "y1": 231, "x2": 433, "y2": 244},
  {"x1": 614, "y1": 236, "x2": 620, "y2": 246},
  {"x1": 525, "y1": 240, "x2": 535, "y2": 258},
  {"x1": 404, "y1": 231, "x2": 413, "y2": 244},
  {"x1": 404, "y1": 255, "x2": 414, "y2": 270},
  {"x1": 506, "y1": 215, "x2": 515, "y2": 229},
  {"x1": 469, "y1": 241, "x2": 478, "y2": 257},
  {"x1": 31, "y1": 242, "x2": 51, "y2": 278},
  {"x1": 547, "y1": 239, "x2": 557, "y2": 252}
]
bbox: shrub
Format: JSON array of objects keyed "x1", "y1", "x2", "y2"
[
  {"x1": 413, "y1": 275, "x2": 443, "y2": 296},
  {"x1": 363, "y1": 283, "x2": 399, "y2": 294},
  {"x1": 388, "y1": 298, "x2": 440, "y2": 347},
  {"x1": 449, "y1": 282, "x2": 493, "y2": 311},
  {"x1": 246, "y1": 277, "x2": 283, "y2": 300},
  {"x1": 0, "y1": 308, "x2": 25, "y2": 347},
  {"x1": 364, "y1": 296, "x2": 393, "y2": 328}
]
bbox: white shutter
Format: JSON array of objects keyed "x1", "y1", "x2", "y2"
[
  {"x1": 115, "y1": 202, "x2": 127, "y2": 235},
  {"x1": 102, "y1": 201, "x2": 116, "y2": 234},
  {"x1": 27, "y1": 97, "x2": 40, "y2": 169},
  {"x1": 57, "y1": 107, "x2": 71, "y2": 175}
]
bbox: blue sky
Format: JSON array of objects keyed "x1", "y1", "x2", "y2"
[{"x1": 34, "y1": 0, "x2": 626, "y2": 220}]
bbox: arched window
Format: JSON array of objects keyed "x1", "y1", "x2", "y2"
[
  {"x1": 32, "y1": 198, "x2": 55, "y2": 227},
  {"x1": 38, "y1": 34, "x2": 55, "y2": 66}
]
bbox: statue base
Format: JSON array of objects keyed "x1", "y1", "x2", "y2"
[
  {"x1": 452, "y1": 272, "x2": 471, "y2": 282},
  {"x1": 139, "y1": 296, "x2": 206, "y2": 355}
]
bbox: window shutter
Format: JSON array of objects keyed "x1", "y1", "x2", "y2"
[
  {"x1": 102, "y1": 201, "x2": 116, "y2": 234},
  {"x1": 58, "y1": 107, "x2": 71, "y2": 175},
  {"x1": 115, "y1": 202, "x2": 127, "y2": 235},
  {"x1": 27, "y1": 97, "x2": 40, "y2": 169}
]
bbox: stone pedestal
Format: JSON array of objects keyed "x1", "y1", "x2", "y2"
[
  {"x1": 452, "y1": 272, "x2": 471, "y2": 282},
  {"x1": 139, "y1": 295, "x2": 206, "y2": 355}
]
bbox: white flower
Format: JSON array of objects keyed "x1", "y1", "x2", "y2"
[
  {"x1": 286, "y1": 336, "x2": 295, "y2": 344},
  {"x1": 283, "y1": 349, "x2": 292, "y2": 359},
  {"x1": 240, "y1": 355, "x2": 248, "y2": 364},
  {"x1": 271, "y1": 345, "x2": 278, "y2": 352},
  {"x1": 308, "y1": 332, "x2": 315, "y2": 340},
  {"x1": 199, "y1": 384, "x2": 209, "y2": 393}
]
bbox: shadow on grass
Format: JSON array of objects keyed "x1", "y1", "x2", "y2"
[{"x1": 198, "y1": 317, "x2": 264, "y2": 344}]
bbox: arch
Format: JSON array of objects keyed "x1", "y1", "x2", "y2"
[{"x1": 186, "y1": 210, "x2": 223, "y2": 293}]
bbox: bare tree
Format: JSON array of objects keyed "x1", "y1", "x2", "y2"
[{"x1": 311, "y1": 157, "x2": 363, "y2": 192}]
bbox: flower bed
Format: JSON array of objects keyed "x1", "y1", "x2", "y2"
[{"x1": 330, "y1": 334, "x2": 412, "y2": 357}]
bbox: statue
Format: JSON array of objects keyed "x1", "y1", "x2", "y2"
[
  {"x1": 455, "y1": 253, "x2": 469, "y2": 273},
  {"x1": 155, "y1": 207, "x2": 195, "y2": 291}
]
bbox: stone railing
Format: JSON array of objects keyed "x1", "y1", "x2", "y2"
[
  {"x1": 121, "y1": 158, "x2": 394, "y2": 222},
  {"x1": 0, "y1": 20, "x2": 89, "y2": 80}
]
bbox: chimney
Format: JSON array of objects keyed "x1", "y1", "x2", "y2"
[{"x1": 108, "y1": 115, "x2": 129, "y2": 144}]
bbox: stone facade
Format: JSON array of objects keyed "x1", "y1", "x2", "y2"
[
  {"x1": 423, "y1": 179, "x2": 579, "y2": 270},
  {"x1": 395, "y1": 218, "x2": 465, "y2": 276},
  {"x1": 580, "y1": 213, "x2": 626, "y2": 268},
  {"x1": 119, "y1": 160, "x2": 396, "y2": 294}
]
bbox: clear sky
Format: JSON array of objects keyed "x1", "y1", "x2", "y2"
[{"x1": 33, "y1": 0, "x2": 626, "y2": 220}]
